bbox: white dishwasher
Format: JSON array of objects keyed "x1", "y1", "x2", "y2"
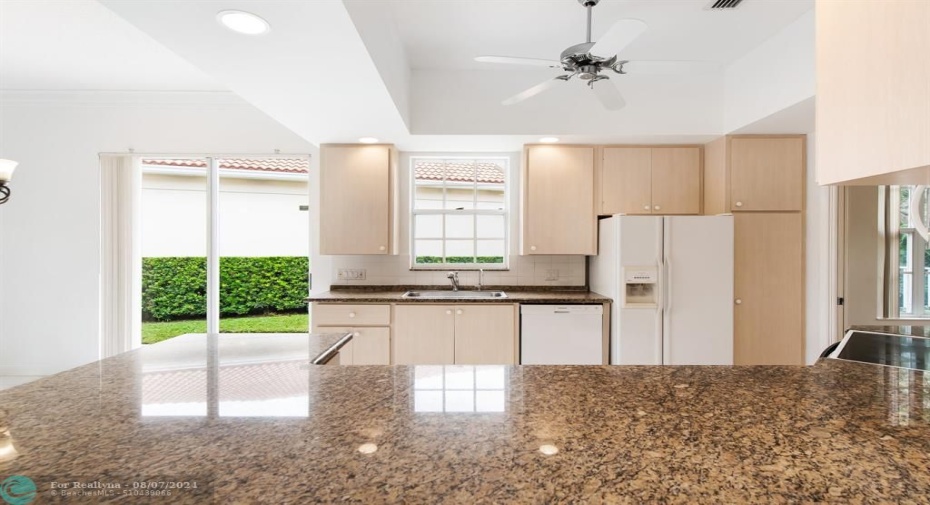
[{"x1": 520, "y1": 305, "x2": 604, "y2": 364}]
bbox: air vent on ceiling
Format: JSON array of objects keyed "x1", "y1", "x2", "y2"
[{"x1": 706, "y1": 0, "x2": 745, "y2": 9}]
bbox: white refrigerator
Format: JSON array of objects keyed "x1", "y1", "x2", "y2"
[{"x1": 590, "y1": 215, "x2": 734, "y2": 365}]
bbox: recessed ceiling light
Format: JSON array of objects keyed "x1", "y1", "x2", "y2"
[
  {"x1": 358, "y1": 137, "x2": 379, "y2": 144},
  {"x1": 358, "y1": 443, "x2": 378, "y2": 454},
  {"x1": 539, "y1": 444, "x2": 559, "y2": 456},
  {"x1": 539, "y1": 137, "x2": 560, "y2": 143},
  {"x1": 217, "y1": 10, "x2": 270, "y2": 35}
]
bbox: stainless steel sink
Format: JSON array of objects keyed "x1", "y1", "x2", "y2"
[{"x1": 402, "y1": 290, "x2": 508, "y2": 299}]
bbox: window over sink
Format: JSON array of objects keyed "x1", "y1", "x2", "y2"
[{"x1": 410, "y1": 157, "x2": 508, "y2": 269}]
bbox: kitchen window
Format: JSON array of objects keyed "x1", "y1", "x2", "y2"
[
  {"x1": 885, "y1": 185, "x2": 930, "y2": 318},
  {"x1": 410, "y1": 157, "x2": 508, "y2": 269}
]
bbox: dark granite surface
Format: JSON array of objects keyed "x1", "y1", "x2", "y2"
[
  {"x1": 850, "y1": 325, "x2": 930, "y2": 338},
  {"x1": 307, "y1": 285, "x2": 612, "y2": 304},
  {"x1": 1, "y1": 333, "x2": 929, "y2": 503}
]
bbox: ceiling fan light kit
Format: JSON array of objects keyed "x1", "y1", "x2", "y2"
[{"x1": 475, "y1": 0, "x2": 704, "y2": 110}]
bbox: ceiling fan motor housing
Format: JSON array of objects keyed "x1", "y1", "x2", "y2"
[{"x1": 560, "y1": 42, "x2": 617, "y2": 75}]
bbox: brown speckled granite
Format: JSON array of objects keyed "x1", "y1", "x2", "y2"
[
  {"x1": 1, "y1": 334, "x2": 929, "y2": 503},
  {"x1": 850, "y1": 325, "x2": 930, "y2": 338},
  {"x1": 307, "y1": 286, "x2": 611, "y2": 304}
]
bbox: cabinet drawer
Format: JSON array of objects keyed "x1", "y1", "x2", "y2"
[{"x1": 312, "y1": 304, "x2": 391, "y2": 326}]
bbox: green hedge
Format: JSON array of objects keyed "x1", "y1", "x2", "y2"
[
  {"x1": 415, "y1": 256, "x2": 504, "y2": 264},
  {"x1": 142, "y1": 257, "x2": 309, "y2": 321}
]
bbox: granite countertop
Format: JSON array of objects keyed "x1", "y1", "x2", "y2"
[
  {"x1": 306, "y1": 285, "x2": 612, "y2": 304},
  {"x1": 1, "y1": 334, "x2": 929, "y2": 502},
  {"x1": 850, "y1": 325, "x2": 930, "y2": 338}
]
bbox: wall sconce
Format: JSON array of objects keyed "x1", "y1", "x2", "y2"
[{"x1": 0, "y1": 159, "x2": 19, "y2": 205}]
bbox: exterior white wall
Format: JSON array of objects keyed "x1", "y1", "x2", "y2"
[
  {"x1": 141, "y1": 173, "x2": 309, "y2": 257},
  {"x1": 0, "y1": 92, "x2": 315, "y2": 376}
]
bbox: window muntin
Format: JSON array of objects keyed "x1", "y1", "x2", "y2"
[{"x1": 411, "y1": 158, "x2": 508, "y2": 269}]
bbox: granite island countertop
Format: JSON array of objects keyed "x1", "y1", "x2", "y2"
[
  {"x1": 306, "y1": 285, "x2": 612, "y2": 304},
  {"x1": 1, "y1": 333, "x2": 929, "y2": 503}
]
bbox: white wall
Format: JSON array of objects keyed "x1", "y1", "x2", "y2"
[
  {"x1": 804, "y1": 134, "x2": 833, "y2": 364},
  {"x1": 723, "y1": 10, "x2": 815, "y2": 133},
  {"x1": 141, "y1": 174, "x2": 309, "y2": 257},
  {"x1": 0, "y1": 91, "x2": 315, "y2": 376}
]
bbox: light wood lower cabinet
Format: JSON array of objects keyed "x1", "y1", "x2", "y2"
[
  {"x1": 312, "y1": 303, "x2": 392, "y2": 365},
  {"x1": 316, "y1": 327, "x2": 391, "y2": 365},
  {"x1": 393, "y1": 305, "x2": 456, "y2": 365},
  {"x1": 394, "y1": 304, "x2": 517, "y2": 365},
  {"x1": 734, "y1": 213, "x2": 804, "y2": 365}
]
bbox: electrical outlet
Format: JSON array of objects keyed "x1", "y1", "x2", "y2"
[
  {"x1": 546, "y1": 269, "x2": 559, "y2": 281},
  {"x1": 337, "y1": 269, "x2": 367, "y2": 280}
]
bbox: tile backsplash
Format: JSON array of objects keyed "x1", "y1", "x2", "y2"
[{"x1": 328, "y1": 254, "x2": 586, "y2": 287}]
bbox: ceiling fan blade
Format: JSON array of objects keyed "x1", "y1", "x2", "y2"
[
  {"x1": 502, "y1": 77, "x2": 564, "y2": 106},
  {"x1": 475, "y1": 56, "x2": 561, "y2": 68},
  {"x1": 590, "y1": 19, "x2": 648, "y2": 58},
  {"x1": 620, "y1": 60, "x2": 721, "y2": 75},
  {"x1": 591, "y1": 79, "x2": 626, "y2": 111}
]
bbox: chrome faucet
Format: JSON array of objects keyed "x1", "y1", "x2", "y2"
[
  {"x1": 478, "y1": 269, "x2": 484, "y2": 291},
  {"x1": 447, "y1": 271, "x2": 460, "y2": 291}
]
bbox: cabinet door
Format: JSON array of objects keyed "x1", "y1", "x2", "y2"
[
  {"x1": 394, "y1": 305, "x2": 455, "y2": 365},
  {"x1": 651, "y1": 147, "x2": 702, "y2": 215},
  {"x1": 734, "y1": 213, "x2": 804, "y2": 365},
  {"x1": 524, "y1": 146, "x2": 596, "y2": 254},
  {"x1": 601, "y1": 147, "x2": 652, "y2": 215},
  {"x1": 730, "y1": 137, "x2": 804, "y2": 212},
  {"x1": 320, "y1": 145, "x2": 392, "y2": 254},
  {"x1": 350, "y1": 327, "x2": 391, "y2": 365},
  {"x1": 453, "y1": 305, "x2": 516, "y2": 365}
]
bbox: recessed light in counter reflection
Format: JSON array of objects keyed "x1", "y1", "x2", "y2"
[
  {"x1": 539, "y1": 444, "x2": 559, "y2": 456},
  {"x1": 358, "y1": 443, "x2": 378, "y2": 454}
]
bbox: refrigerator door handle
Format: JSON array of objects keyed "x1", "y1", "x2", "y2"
[
  {"x1": 662, "y1": 218, "x2": 672, "y2": 365},
  {"x1": 656, "y1": 308, "x2": 664, "y2": 364}
]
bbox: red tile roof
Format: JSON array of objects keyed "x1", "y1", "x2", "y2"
[
  {"x1": 414, "y1": 160, "x2": 505, "y2": 184},
  {"x1": 143, "y1": 158, "x2": 309, "y2": 174}
]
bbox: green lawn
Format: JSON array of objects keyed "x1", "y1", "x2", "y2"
[{"x1": 142, "y1": 313, "x2": 309, "y2": 344}]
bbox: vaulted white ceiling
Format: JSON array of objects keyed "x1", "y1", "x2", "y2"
[
  {"x1": 2, "y1": 0, "x2": 814, "y2": 150},
  {"x1": 383, "y1": 0, "x2": 813, "y2": 70},
  {"x1": 0, "y1": 0, "x2": 223, "y2": 91}
]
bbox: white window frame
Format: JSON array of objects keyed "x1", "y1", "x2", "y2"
[
  {"x1": 887, "y1": 186, "x2": 930, "y2": 319},
  {"x1": 409, "y1": 156, "x2": 509, "y2": 270}
]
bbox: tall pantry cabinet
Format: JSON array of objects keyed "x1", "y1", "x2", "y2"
[{"x1": 705, "y1": 135, "x2": 806, "y2": 365}]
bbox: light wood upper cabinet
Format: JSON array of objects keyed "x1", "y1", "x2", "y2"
[
  {"x1": 650, "y1": 147, "x2": 702, "y2": 215},
  {"x1": 523, "y1": 145, "x2": 596, "y2": 255},
  {"x1": 601, "y1": 147, "x2": 652, "y2": 215},
  {"x1": 393, "y1": 304, "x2": 516, "y2": 365},
  {"x1": 394, "y1": 305, "x2": 456, "y2": 365},
  {"x1": 600, "y1": 146, "x2": 702, "y2": 215},
  {"x1": 320, "y1": 144, "x2": 397, "y2": 255},
  {"x1": 734, "y1": 213, "x2": 804, "y2": 365},
  {"x1": 453, "y1": 305, "x2": 517, "y2": 365},
  {"x1": 704, "y1": 135, "x2": 806, "y2": 213},
  {"x1": 730, "y1": 137, "x2": 804, "y2": 212}
]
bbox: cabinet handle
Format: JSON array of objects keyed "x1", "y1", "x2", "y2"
[
  {"x1": 735, "y1": 299, "x2": 742, "y2": 305},
  {"x1": 643, "y1": 205, "x2": 650, "y2": 210},
  {"x1": 379, "y1": 245, "x2": 386, "y2": 251},
  {"x1": 348, "y1": 312, "x2": 356, "y2": 318},
  {"x1": 654, "y1": 205, "x2": 661, "y2": 211},
  {"x1": 530, "y1": 246, "x2": 537, "y2": 251},
  {"x1": 456, "y1": 309, "x2": 463, "y2": 315},
  {"x1": 735, "y1": 201, "x2": 743, "y2": 208},
  {"x1": 446, "y1": 310, "x2": 452, "y2": 315}
]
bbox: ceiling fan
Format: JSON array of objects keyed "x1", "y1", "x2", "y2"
[{"x1": 475, "y1": 0, "x2": 708, "y2": 110}]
